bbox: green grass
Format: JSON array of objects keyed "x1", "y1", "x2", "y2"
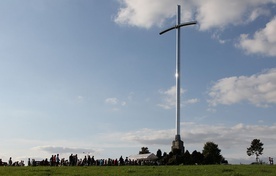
[{"x1": 0, "y1": 165, "x2": 275, "y2": 176}]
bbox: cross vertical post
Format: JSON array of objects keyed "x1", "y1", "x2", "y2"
[
  {"x1": 176, "y1": 5, "x2": 181, "y2": 137},
  {"x1": 160, "y1": 5, "x2": 197, "y2": 154}
]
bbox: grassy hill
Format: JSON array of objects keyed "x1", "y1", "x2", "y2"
[{"x1": 0, "y1": 165, "x2": 275, "y2": 176}]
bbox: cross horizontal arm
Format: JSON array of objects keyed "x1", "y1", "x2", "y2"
[
  {"x1": 159, "y1": 21, "x2": 197, "y2": 35},
  {"x1": 159, "y1": 26, "x2": 176, "y2": 35}
]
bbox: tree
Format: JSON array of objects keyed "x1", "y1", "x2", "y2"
[
  {"x1": 191, "y1": 150, "x2": 204, "y2": 165},
  {"x1": 139, "y1": 147, "x2": 150, "y2": 154},
  {"x1": 202, "y1": 142, "x2": 223, "y2": 164},
  {"x1": 247, "y1": 139, "x2": 264, "y2": 163},
  {"x1": 183, "y1": 150, "x2": 191, "y2": 165},
  {"x1": 156, "y1": 149, "x2": 162, "y2": 159},
  {"x1": 162, "y1": 152, "x2": 168, "y2": 164}
]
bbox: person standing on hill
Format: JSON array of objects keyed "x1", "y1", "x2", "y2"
[
  {"x1": 56, "y1": 154, "x2": 60, "y2": 166},
  {"x1": 8, "y1": 157, "x2": 12, "y2": 166}
]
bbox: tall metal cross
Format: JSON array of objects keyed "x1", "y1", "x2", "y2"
[{"x1": 160, "y1": 5, "x2": 196, "y2": 144}]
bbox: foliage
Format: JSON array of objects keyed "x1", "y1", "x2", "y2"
[
  {"x1": 153, "y1": 141, "x2": 225, "y2": 165},
  {"x1": 0, "y1": 165, "x2": 276, "y2": 176},
  {"x1": 183, "y1": 150, "x2": 191, "y2": 165},
  {"x1": 191, "y1": 150, "x2": 204, "y2": 165},
  {"x1": 139, "y1": 147, "x2": 150, "y2": 154},
  {"x1": 202, "y1": 142, "x2": 223, "y2": 164},
  {"x1": 247, "y1": 139, "x2": 264, "y2": 163},
  {"x1": 156, "y1": 149, "x2": 162, "y2": 159}
]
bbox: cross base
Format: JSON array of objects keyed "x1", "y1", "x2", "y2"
[{"x1": 171, "y1": 135, "x2": 184, "y2": 155}]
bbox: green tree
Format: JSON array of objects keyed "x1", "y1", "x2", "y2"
[
  {"x1": 202, "y1": 142, "x2": 223, "y2": 164},
  {"x1": 191, "y1": 150, "x2": 204, "y2": 165},
  {"x1": 156, "y1": 149, "x2": 162, "y2": 159},
  {"x1": 247, "y1": 139, "x2": 264, "y2": 163},
  {"x1": 183, "y1": 150, "x2": 191, "y2": 165},
  {"x1": 139, "y1": 147, "x2": 150, "y2": 154}
]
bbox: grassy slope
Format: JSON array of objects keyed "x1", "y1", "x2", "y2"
[{"x1": 0, "y1": 165, "x2": 275, "y2": 176}]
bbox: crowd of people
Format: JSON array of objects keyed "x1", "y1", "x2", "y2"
[
  {"x1": 0, "y1": 154, "x2": 158, "y2": 167},
  {"x1": 0, "y1": 157, "x2": 24, "y2": 166}
]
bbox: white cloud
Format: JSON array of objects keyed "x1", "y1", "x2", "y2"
[
  {"x1": 114, "y1": 0, "x2": 276, "y2": 57},
  {"x1": 76, "y1": 96, "x2": 84, "y2": 103},
  {"x1": 114, "y1": 0, "x2": 275, "y2": 30},
  {"x1": 208, "y1": 68, "x2": 276, "y2": 107},
  {"x1": 6, "y1": 122, "x2": 276, "y2": 164},
  {"x1": 158, "y1": 86, "x2": 185, "y2": 109},
  {"x1": 121, "y1": 128, "x2": 174, "y2": 145},
  {"x1": 237, "y1": 17, "x2": 276, "y2": 57},
  {"x1": 247, "y1": 7, "x2": 270, "y2": 22},
  {"x1": 185, "y1": 98, "x2": 200, "y2": 105},
  {"x1": 114, "y1": 0, "x2": 187, "y2": 29},
  {"x1": 211, "y1": 31, "x2": 230, "y2": 44},
  {"x1": 33, "y1": 146, "x2": 98, "y2": 155},
  {"x1": 119, "y1": 122, "x2": 276, "y2": 163},
  {"x1": 105, "y1": 97, "x2": 119, "y2": 105},
  {"x1": 105, "y1": 97, "x2": 128, "y2": 111},
  {"x1": 194, "y1": 0, "x2": 273, "y2": 30}
]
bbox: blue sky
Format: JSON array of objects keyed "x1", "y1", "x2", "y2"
[{"x1": 0, "y1": 0, "x2": 275, "y2": 164}]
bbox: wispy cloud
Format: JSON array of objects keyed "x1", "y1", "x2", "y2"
[
  {"x1": 32, "y1": 146, "x2": 99, "y2": 155},
  {"x1": 76, "y1": 95, "x2": 84, "y2": 103},
  {"x1": 211, "y1": 31, "x2": 230, "y2": 44},
  {"x1": 185, "y1": 98, "x2": 200, "y2": 105},
  {"x1": 157, "y1": 86, "x2": 185, "y2": 109},
  {"x1": 157, "y1": 86, "x2": 199, "y2": 109},
  {"x1": 208, "y1": 68, "x2": 276, "y2": 107},
  {"x1": 105, "y1": 96, "x2": 128, "y2": 111},
  {"x1": 247, "y1": 7, "x2": 271, "y2": 23},
  {"x1": 121, "y1": 128, "x2": 174, "y2": 145},
  {"x1": 105, "y1": 97, "x2": 119, "y2": 105}
]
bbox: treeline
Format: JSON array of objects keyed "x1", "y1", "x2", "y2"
[{"x1": 154, "y1": 142, "x2": 228, "y2": 165}]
